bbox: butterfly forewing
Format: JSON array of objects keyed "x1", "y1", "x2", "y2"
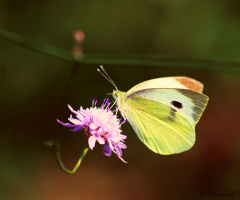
[
  {"x1": 124, "y1": 97, "x2": 196, "y2": 154},
  {"x1": 127, "y1": 88, "x2": 208, "y2": 127}
]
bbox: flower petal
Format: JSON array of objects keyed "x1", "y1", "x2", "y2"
[
  {"x1": 88, "y1": 136, "x2": 96, "y2": 150},
  {"x1": 71, "y1": 126, "x2": 83, "y2": 132},
  {"x1": 68, "y1": 118, "x2": 82, "y2": 125},
  {"x1": 97, "y1": 136, "x2": 105, "y2": 145},
  {"x1": 68, "y1": 104, "x2": 78, "y2": 115},
  {"x1": 57, "y1": 119, "x2": 76, "y2": 127},
  {"x1": 118, "y1": 156, "x2": 127, "y2": 163},
  {"x1": 89, "y1": 123, "x2": 98, "y2": 130},
  {"x1": 103, "y1": 142, "x2": 112, "y2": 157}
]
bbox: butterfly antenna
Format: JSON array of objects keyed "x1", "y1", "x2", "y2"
[{"x1": 97, "y1": 65, "x2": 118, "y2": 90}]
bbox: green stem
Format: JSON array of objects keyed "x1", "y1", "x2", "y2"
[
  {"x1": 0, "y1": 28, "x2": 73, "y2": 61},
  {"x1": 55, "y1": 141, "x2": 89, "y2": 174},
  {"x1": 1, "y1": 28, "x2": 240, "y2": 74}
]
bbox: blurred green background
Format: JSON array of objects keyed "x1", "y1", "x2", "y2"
[{"x1": 1, "y1": 0, "x2": 240, "y2": 199}]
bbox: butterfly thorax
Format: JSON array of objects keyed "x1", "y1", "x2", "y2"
[{"x1": 112, "y1": 90, "x2": 128, "y2": 117}]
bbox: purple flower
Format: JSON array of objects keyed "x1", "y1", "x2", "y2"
[{"x1": 57, "y1": 98, "x2": 127, "y2": 163}]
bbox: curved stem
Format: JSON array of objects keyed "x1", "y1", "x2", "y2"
[
  {"x1": 55, "y1": 141, "x2": 89, "y2": 174},
  {"x1": 1, "y1": 28, "x2": 240, "y2": 74}
]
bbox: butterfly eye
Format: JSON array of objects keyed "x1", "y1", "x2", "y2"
[
  {"x1": 171, "y1": 101, "x2": 183, "y2": 109},
  {"x1": 112, "y1": 90, "x2": 117, "y2": 99}
]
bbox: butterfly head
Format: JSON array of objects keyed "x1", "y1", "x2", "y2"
[
  {"x1": 112, "y1": 90, "x2": 119, "y2": 100},
  {"x1": 112, "y1": 90, "x2": 126, "y2": 104}
]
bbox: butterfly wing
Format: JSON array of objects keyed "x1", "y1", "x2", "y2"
[
  {"x1": 113, "y1": 77, "x2": 208, "y2": 154},
  {"x1": 124, "y1": 96, "x2": 196, "y2": 154},
  {"x1": 127, "y1": 88, "x2": 209, "y2": 127}
]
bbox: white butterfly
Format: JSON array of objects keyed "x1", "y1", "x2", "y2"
[{"x1": 98, "y1": 66, "x2": 209, "y2": 155}]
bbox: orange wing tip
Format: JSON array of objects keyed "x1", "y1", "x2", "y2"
[{"x1": 174, "y1": 77, "x2": 204, "y2": 93}]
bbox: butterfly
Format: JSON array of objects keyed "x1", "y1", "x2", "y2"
[{"x1": 98, "y1": 66, "x2": 209, "y2": 155}]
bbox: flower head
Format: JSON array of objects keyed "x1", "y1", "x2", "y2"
[{"x1": 57, "y1": 98, "x2": 127, "y2": 162}]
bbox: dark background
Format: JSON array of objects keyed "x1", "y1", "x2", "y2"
[{"x1": 0, "y1": 0, "x2": 240, "y2": 199}]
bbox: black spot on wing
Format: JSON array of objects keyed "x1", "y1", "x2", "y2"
[{"x1": 171, "y1": 101, "x2": 183, "y2": 109}]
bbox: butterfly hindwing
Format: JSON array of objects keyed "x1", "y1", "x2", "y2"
[
  {"x1": 124, "y1": 96, "x2": 196, "y2": 154},
  {"x1": 127, "y1": 76, "x2": 204, "y2": 94}
]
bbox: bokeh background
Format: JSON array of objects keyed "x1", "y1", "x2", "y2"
[{"x1": 1, "y1": 0, "x2": 240, "y2": 199}]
